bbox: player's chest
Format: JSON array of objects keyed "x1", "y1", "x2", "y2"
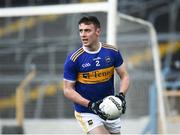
[{"x1": 77, "y1": 54, "x2": 114, "y2": 72}]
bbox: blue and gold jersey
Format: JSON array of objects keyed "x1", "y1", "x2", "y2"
[{"x1": 64, "y1": 42, "x2": 123, "y2": 113}]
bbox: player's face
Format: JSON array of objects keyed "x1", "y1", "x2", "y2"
[{"x1": 79, "y1": 23, "x2": 101, "y2": 48}]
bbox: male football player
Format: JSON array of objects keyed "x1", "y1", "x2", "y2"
[{"x1": 63, "y1": 16, "x2": 129, "y2": 134}]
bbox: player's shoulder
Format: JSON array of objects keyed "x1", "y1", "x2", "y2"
[
  {"x1": 102, "y1": 43, "x2": 119, "y2": 52},
  {"x1": 68, "y1": 47, "x2": 84, "y2": 62}
]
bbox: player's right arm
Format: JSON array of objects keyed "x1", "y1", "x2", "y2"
[
  {"x1": 63, "y1": 79, "x2": 90, "y2": 107},
  {"x1": 63, "y1": 52, "x2": 90, "y2": 107},
  {"x1": 63, "y1": 79, "x2": 108, "y2": 120}
]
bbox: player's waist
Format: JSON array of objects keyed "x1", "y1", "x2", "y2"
[{"x1": 74, "y1": 105, "x2": 92, "y2": 114}]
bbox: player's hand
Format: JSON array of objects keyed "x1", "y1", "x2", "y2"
[
  {"x1": 88, "y1": 100, "x2": 108, "y2": 120},
  {"x1": 115, "y1": 92, "x2": 126, "y2": 114}
]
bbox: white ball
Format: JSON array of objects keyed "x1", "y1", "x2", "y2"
[{"x1": 99, "y1": 96, "x2": 123, "y2": 120}]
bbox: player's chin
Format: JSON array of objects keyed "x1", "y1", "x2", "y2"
[{"x1": 82, "y1": 42, "x2": 90, "y2": 47}]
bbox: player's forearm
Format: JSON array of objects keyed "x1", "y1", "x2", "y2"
[
  {"x1": 119, "y1": 73, "x2": 129, "y2": 95},
  {"x1": 64, "y1": 87, "x2": 90, "y2": 107}
]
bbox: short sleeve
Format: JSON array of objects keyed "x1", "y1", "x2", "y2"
[
  {"x1": 63, "y1": 55, "x2": 77, "y2": 81},
  {"x1": 114, "y1": 50, "x2": 123, "y2": 68}
]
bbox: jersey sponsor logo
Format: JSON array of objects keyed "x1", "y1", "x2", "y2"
[{"x1": 77, "y1": 66, "x2": 114, "y2": 84}]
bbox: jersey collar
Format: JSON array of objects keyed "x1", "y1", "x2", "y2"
[{"x1": 83, "y1": 42, "x2": 102, "y2": 54}]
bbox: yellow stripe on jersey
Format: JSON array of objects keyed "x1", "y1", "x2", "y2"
[
  {"x1": 102, "y1": 44, "x2": 118, "y2": 52},
  {"x1": 73, "y1": 50, "x2": 84, "y2": 62},
  {"x1": 77, "y1": 66, "x2": 114, "y2": 84},
  {"x1": 70, "y1": 47, "x2": 84, "y2": 62},
  {"x1": 75, "y1": 111, "x2": 88, "y2": 134}
]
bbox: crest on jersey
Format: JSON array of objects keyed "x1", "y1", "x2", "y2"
[
  {"x1": 88, "y1": 120, "x2": 93, "y2": 125},
  {"x1": 105, "y1": 56, "x2": 111, "y2": 63}
]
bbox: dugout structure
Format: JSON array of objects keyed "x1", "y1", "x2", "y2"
[{"x1": 0, "y1": 0, "x2": 167, "y2": 134}]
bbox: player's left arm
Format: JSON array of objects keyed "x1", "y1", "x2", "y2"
[
  {"x1": 115, "y1": 63, "x2": 130, "y2": 95},
  {"x1": 115, "y1": 63, "x2": 129, "y2": 114}
]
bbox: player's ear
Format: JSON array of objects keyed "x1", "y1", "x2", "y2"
[{"x1": 96, "y1": 28, "x2": 101, "y2": 36}]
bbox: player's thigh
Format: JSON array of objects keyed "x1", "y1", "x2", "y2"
[
  {"x1": 88, "y1": 124, "x2": 110, "y2": 134},
  {"x1": 104, "y1": 118, "x2": 121, "y2": 134},
  {"x1": 75, "y1": 111, "x2": 107, "y2": 134}
]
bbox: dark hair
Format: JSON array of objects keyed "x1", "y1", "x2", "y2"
[{"x1": 78, "y1": 16, "x2": 101, "y2": 28}]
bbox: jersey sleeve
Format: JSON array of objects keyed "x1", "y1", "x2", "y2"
[
  {"x1": 114, "y1": 50, "x2": 124, "y2": 68},
  {"x1": 63, "y1": 55, "x2": 77, "y2": 82}
]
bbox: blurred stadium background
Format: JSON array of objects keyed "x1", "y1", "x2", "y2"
[{"x1": 0, "y1": 0, "x2": 179, "y2": 134}]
